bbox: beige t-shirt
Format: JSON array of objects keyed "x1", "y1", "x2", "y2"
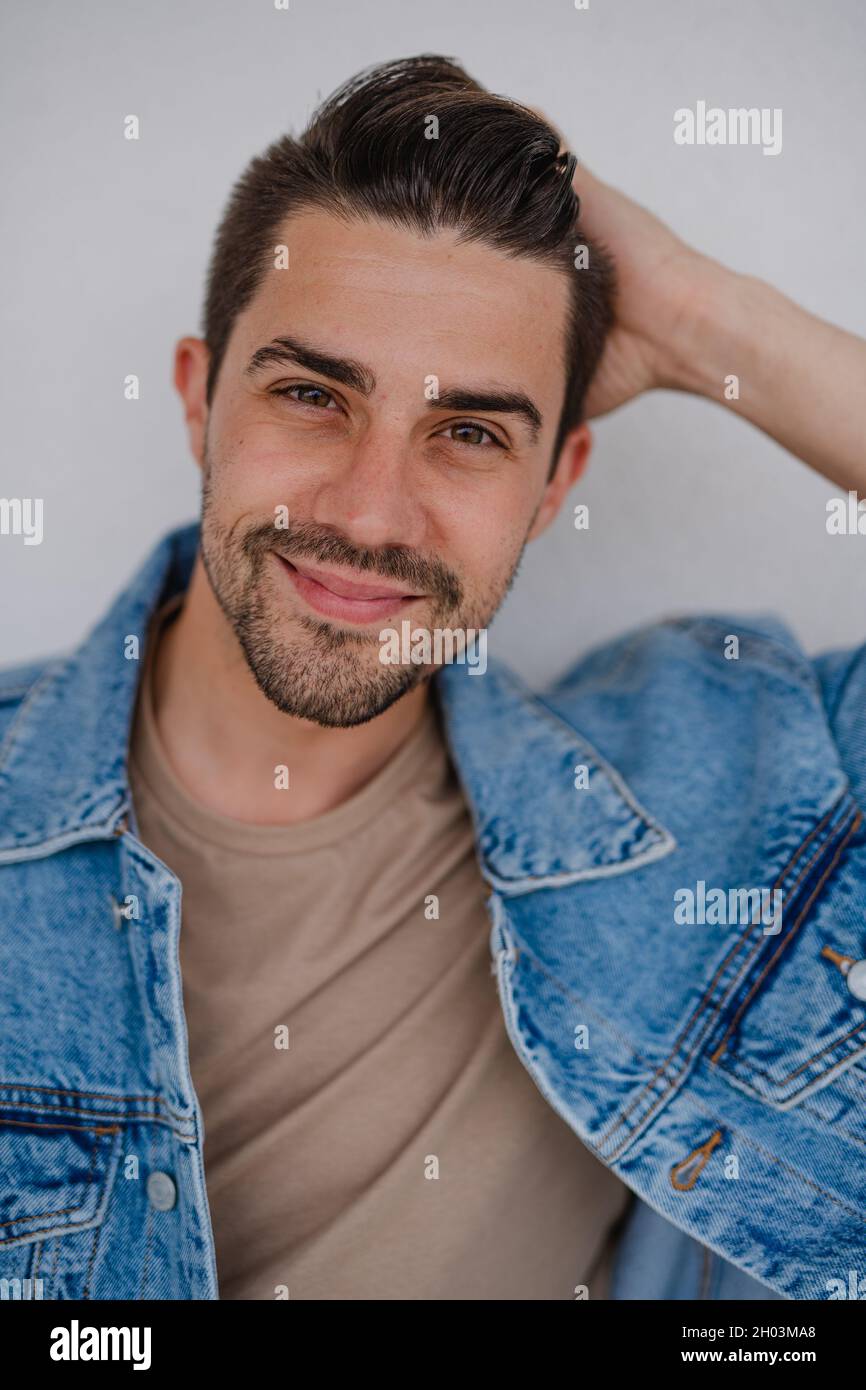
[{"x1": 128, "y1": 601, "x2": 631, "y2": 1300}]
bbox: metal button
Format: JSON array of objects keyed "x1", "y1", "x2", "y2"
[
  {"x1": 847, "y1": 959, "x2": 866, "y2": 1001},
  {"x1": 147, "y1": 1171, "x2": 177, "y2": 1211}
]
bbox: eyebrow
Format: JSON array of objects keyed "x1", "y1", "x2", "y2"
[
  {"x1": 245, "y1": 335, "x2": 375, "y2": 396},
  {"x1": 433, "y1": 388, "x2": 542, "y2": 444},
  {"x1": 245, "y1": 335, "x2": 543, "y2": 443}
]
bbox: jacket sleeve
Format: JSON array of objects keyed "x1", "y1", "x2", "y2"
[{"x1": 811, "y1": 643, "x2": 866, "y2": 812}]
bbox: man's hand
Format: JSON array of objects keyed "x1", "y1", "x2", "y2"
[
  {"x1": 569, "y1": 162, "x2": 725, "y2": 420},
  {"x1": 547, "y1": 125, "x2": 866, "y2": 494}
]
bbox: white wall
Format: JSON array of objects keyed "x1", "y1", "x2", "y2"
[{"x1": 1, "y1": 0, "x2": 863, "y2": 686}]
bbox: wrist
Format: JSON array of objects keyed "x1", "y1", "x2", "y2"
[{"x1": 653, "y1": 254, "x2": 761, "y2": 400}]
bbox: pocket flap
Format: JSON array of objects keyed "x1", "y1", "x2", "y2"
[
  {"x1": 709, "y1": 799, "x2": 866, "y2": 1107},
  {"x1": 0, "y1": 1115, "x2": 121, "y2": 1249}
]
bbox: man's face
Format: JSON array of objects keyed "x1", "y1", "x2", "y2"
[{"x1": 189, "y1": 207, "x2": 582, "y2": 726}]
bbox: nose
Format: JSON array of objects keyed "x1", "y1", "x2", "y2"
[{"x1": 308, "y1": 420, "x2": 427, "y2": 554}]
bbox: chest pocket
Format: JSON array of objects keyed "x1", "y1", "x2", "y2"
[
  {"x1": 0, "y1": 1106, "x2": 122, "y2": 1299},
  {"x1": 707, "y1": 796, "x2": 866, "y2": 1110}
]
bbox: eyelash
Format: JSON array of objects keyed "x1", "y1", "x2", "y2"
[{"x1": 268, "y1": 383, "x2": 506, "y2": 450}]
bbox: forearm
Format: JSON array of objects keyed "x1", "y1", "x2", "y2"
[{"x1": 667, "y1": 257, "x2": 866, "y2": 493}]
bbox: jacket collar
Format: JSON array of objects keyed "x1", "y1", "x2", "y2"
[{"x1": 0, "y1": 522, "x2": 675, "y2": 888}]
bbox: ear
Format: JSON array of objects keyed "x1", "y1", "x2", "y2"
[
  {"x1": 526, "y1": 422, "x2": 592, "y2": 542},
  {"x1": 173, "y1": 337, "x2": 211, "y2": 470}
]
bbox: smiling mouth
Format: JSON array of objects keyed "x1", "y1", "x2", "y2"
[{"x1": 274, "y1": 554, "x2": 424, "y2": 624}]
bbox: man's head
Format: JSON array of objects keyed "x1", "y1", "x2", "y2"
[{"x1": 175, "y1": 53, "x2": 615, "y2": 727}]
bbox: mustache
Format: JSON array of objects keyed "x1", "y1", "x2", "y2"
[{"x1": 241, "y1": 519, "x2": 464, "y2": 611}]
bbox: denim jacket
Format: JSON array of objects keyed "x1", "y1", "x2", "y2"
[{"x1": 2, "y1": 521, "x2": 865, "y2": 1301}]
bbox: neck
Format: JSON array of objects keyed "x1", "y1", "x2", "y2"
[{"x1": 149, "y1": 554, "x2": 431, "y2": 825}]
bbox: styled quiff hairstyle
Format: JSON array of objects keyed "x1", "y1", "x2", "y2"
[{"x1": 202, "y1": 53, "x2": 615, "y2": 472}]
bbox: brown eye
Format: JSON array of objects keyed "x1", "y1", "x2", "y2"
[
  {"x1": 271, "y1": 384, "x2": 336, "y2": 409},
  {"x1": 445, "y1": 421, "x2": 503, "y2": 449}
]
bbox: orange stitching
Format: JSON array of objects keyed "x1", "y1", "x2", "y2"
[
  {"x1": 0, "y1": 1118, "x2": 119, "y2": 1135},
  {"x1": 599, "y1": 800, "x2": 852, "y2": 1154},
  {"x1": 598, "y1": 814, "x2": 829, "y2": 1147},
  {"x1": 0, "y1": 1081, "x2": 186, "y2": 1120},
  {"x1": 746, "y1": 1023, "x2": 866, "y2": 1084},
  {"x1": 0, "y1": 1205, "x2": 79, "y2": 1231},
  {"x1": 0, "y1": 1100, "x2": 192, "y2": 1131},
  {"x1": 710, "y1": 811, "x2": 862, "y2": 1064},
  {"x1": 670, "y1": 1129, "x2": 724, "y2": 1191},
  {"x1": 686, "y1": 1092, "x2": 866, "y2": 1224}
]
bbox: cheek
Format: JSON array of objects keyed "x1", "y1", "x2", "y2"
[
  {"x1": 445, "y1": 504, "x2": 530, "y2": 594},
  {"x1": 207, "y1": 433, "x2": 320, "y2": 516}
]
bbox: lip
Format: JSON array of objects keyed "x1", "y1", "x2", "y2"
[{"x1": 274, "y1": 554, "x2": 423, "y2": 624}]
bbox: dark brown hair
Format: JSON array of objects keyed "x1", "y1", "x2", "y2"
[{"x1": 202, "y1": 54, "x2": 615, "y2": 474}]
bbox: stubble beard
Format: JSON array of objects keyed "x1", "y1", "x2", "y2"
[{"x1": 198, "y1": 464, "x2": 526, "y2": 729}]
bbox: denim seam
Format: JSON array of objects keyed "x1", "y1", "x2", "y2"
[
  {"x1": 0, "y1": 1080, "x2": 183, "y2": 1108},
  {"x1": 721, "y1": 1023, "x2": 866, "y2": 1096},
  {"x1": 4, "y1": 1091, "x2": 188, "y2": 1130},
  {"x1": 532, "y1": 687, "x2": 677, "y2": 841},
  {"x1": 820, "y1": 644, "x2": 865, "y2": 729},
  {"x1": 485, "y1": 829, "x2": 678, "y2": 894},
  {"x1": 0, "y1": 682, "x2": 44, "y2": 704},
  {"x1": 81, "y1": 1221, "x2": 102, "y2": 1300},
  {"x1": 0, "y1": 1126, "x2": 114, "y2": 1244},
  {"x1": 0, "y1": 1100, "x2": 193, "y2": 1135},
  {"x1": 793, "y1": 1099, "x2": 866, "y2": 1149},
  {"x1": 504, "y1": 801, "x2": 855, "y2": 1159},
  {"x1": 685, "y1": 1089, "x2": 866, "y2": 1225},
  {"x1": 709, "y1": 810, "x2": 863, "y2": 1065},
  {"x1": 598, "y1": 798, "x2": 850, "y2": 1156},
  {"x1": 0, "y1": 1117, "x2": 119, "y2": 1137},
  {"x1": 663, "y1": 616, "x2": 820, "y2": 691},
  {"x1": 120, "y1": 835, "x2": 191, "y2": 1131},
  {"x1": 511, "y1": 938, "x2": 656, "y2": 1072},
  {"x1": 139, "y1": 1122, "x2": 156, "y2": 1299},
  {"x1": 0, "y1": 662, "x2": 64, "y2": 775}
]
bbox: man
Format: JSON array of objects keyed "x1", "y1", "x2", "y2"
[{"x1": 1, "y1": 53, "x2": 864, "y2": 1302}]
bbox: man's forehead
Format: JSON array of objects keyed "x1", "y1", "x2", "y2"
[{"x1": 237, "y1": 207, "x2": 571, "y2": 388}]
